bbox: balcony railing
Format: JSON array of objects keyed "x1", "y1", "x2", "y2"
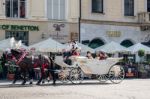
[{"x1": 138, "y1": 12, "x2": 150, "y2": 23}]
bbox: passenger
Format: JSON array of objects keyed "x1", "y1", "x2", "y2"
[
  {"x1": 72, "y1": 40, "x2": 78, "y2": 49},
  {"x1": 95, "y1": 51, "x2": 100, "y2": 60},
  {"x1": 62, "y1": 49, "x2": 72, "y2": 65},
  {"x1": 99, "y1": 51, "x2": 107, "y2": 60},
  {"x1": 72, "y1": 47, "x2": 80, "y2": 56},
  {"x1": 86, "y1": 51, "x2": 93, "y2": 59}
]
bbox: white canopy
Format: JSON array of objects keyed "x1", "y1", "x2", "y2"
[
  {"x1": 0, "y1": 38, "x2": 28, "y2": 50},
  {"x1": 127, "y1": 43, "x2": 150, "y2": 53},
  {"x1": 77, "y1": 43, "x2": 95, "y2": 53},
  {"x1": 29, "y1": 38, "x2": 66, "y2": 52},
  {"x1": 0, "y1": 37, "x2": 16, "y2": 50},
  {"x1": 95, "y1": 41, "x2": 128, "y2": 53}
]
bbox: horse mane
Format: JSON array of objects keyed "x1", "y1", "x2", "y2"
[{"x1": 11, "y1": 49, "x2": 22, "y2": 58}]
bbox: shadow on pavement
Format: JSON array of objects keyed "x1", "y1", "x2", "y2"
[{"x1": 0, "y1": 81, "x2": 113, "y2": 88}]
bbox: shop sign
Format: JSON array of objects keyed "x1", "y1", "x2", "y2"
[
  {"x1": 70, "y1": 32, "x2": 78, "y2": 41},
  {"x1": 0, "y1": 25, "x2": 39, "y2": 31},
  {"x1": 49, "y1": 34, "x2": 68, "y2": 40},
  {"x1": 107, "y1": 31, "x2": 121, "y2": 37}
]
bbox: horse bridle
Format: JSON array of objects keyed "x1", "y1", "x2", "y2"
[{"x1": 6, "y1": 50, "x2": 28, "y2": 65}]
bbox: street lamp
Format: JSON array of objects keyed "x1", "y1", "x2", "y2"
[{"x1": 79, "y1": 0, "x2": 82, "y2": 43}]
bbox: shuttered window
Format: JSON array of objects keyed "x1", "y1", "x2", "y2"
[
  {"x1": 124, "y1": 0, "x2": 134, "y2": 16},
  {"x1": 148, "y1": 0, "x2": 150, "y2": 12},
  {"x1": 47, "y1": 0, "x2": 66, "y2": 20},
  {"x1": 5, "y1": 0, "x2": 26, "y2": 18},
  {"x1": 92, "y1": 0, "x2": 103, "y2": 13}
]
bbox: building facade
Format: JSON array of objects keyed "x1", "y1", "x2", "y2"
[
  {"x1": 0, "y1": 0, "x2": 150, "y2": 48},
  {"x1": 0, "y1": 0, "x2": 80, "y2": 45},
  {"x1": 81, "y1": 0, "x2": 150, "y2": 48}
]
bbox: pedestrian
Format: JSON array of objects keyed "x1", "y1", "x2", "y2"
[{"x1": 86, "y1": 51, "x2": 93, "y2": 59}]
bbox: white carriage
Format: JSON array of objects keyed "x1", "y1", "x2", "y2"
[{"x1": 55, "y1": 56, "x2": 125, "y2": 84}]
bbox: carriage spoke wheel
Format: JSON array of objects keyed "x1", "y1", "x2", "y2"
[
  {"x1": 108, "y1": 65, "x2": 125, "y2": 84},
  {"x1": 98, "y1": 74, "x2": 108, "y2": 83},
  {"x1": 58, "y1": 70, "x2": 69, "y2": 84},
  {"x1": 69, "y1": 68, "x2": 83, "y2": 84}
]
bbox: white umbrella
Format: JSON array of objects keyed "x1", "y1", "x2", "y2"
[
  {"x1": 95, "y1": 41, "x2": 128, "y2": 53},
  {"x1": 29, "y1": 38, "x2": 66, "y2": 52},
  {"x1": 0, "y1": 37, "x2": 16, "y2": 50},
  {"x1": 127, "y1": 43, "x2": 150, "y2": 53},
  {"x1": 77, "y1": 43, "x2": 95, "y2": 53}
]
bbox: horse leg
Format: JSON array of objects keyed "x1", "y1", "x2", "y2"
[
  {"x1": 42, "y1": 69, "x2": 49, "y2": 84},
  {"x1": 13, "y1": 67, "x2": 19, "y2": 84},
  {"x1": 36, "y1": 71, "x2": 44, "y2": 85},
  {"x1": 29, "y1": 69, "x2": 34, "y2": 85},
  {"x1": 36, "y1": 75, "x2": 43, "y2": 85},
  {"x1": 21, "y1": 71, "x2": 26, "y2": 85}
]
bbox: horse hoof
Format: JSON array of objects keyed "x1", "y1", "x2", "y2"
[
  {"x1": 12, "y1": 81, "x2": 16, "y2": 84},
  {"x1": 21, "y1": 82, "x2": 26, "y2": 85},
  {"x1": 42, "y1": 81, "x2": 45, "y2": 84},
  {"x1": 48, "y1": 80, "x2": 50, "y2": 83},
  {"x1": 21, "y1": 83, "x2": 25, "y2": 85},
  {"x1": 36, "y1": 83, "x2": 40, "y2": 85},
  {"x1": 29, "y1": 82, "x2": 33, "y2": 85}
]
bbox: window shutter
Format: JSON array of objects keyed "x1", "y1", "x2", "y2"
[
  {"x1": 60, "y1": 0, "x2": 65, "y2": 20},
  {"x1": 47, "y1": 0, "x2": 52, "y2": 19},
  {"x1": 53, "y1": 0, "x2": 59, "y2": 19}
]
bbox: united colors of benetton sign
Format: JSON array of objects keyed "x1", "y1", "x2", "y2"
[{"x1": 0, "y1": 25, "x2": 39, "y2": 31}]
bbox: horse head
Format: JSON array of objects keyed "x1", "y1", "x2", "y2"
[
  {"x1": 3, "y1": 49, "x2": 14, "y2": 61},
  {"x1": 11, "y1": 49, "x2": 24, "y2": 59}
]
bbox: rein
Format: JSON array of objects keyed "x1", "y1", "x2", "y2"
[{"x1": 16, "y1": 51, "x2": 28, "y2": 65}]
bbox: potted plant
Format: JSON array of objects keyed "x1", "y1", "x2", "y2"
[
  {"x1": 137, "y1": 49, "x2": 147, "y2": 78},
  {"x1": 138, "y1": 49, "x2": 145, "y2": 63},
  {"x1": 7, "y1": 62, "x2": 16, "y2": 80},
  {"x1": 0, "y1": 60, "x2": 3, "y2": 79}
]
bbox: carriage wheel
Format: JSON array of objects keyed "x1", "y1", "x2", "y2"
[
  {"x1": 108, "y1": 65, "x2": 125, "y2": 84},
  {"x1": 69, "y1": 68, "x2": 83, "y2": 84},
  {"x1": 97, "y1": 74, "x2": 108, "y2": 83},
  {"x1": 58, "y1": 70, "x2": 69, "y2": 84}
]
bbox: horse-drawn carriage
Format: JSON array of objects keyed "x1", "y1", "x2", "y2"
[
  {"x1": 2, "y1": 48, "x2": 125, "y2": 85},
  {"x1": 55, "y1": 56, "x2": 125, "y2": 84}
]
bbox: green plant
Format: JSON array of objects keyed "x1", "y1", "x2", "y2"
[
  {"x1": 8, "y1": 66, "x2": 15, "y2": 74},
  {"x1": 138, "y1": 49, "x2": 145, "y2": 58},
  {"x1": 0, "y1": 63, "x2": 3, "y2": 73},
  {"x1": 138, "y1": 49, "x2": 145, "y2": 63}
]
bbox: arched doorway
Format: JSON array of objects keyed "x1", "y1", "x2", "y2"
[
  {"x1": 88, "y1": 38, "x2": 105, "y2": 49},
  {"x1": 120, "y1": 39, "x2": 134, "y2": 47}
]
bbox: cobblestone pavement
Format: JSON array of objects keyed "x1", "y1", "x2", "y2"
[{"x1": 0, "y1": 79, "x2": 150, "y2": 99}]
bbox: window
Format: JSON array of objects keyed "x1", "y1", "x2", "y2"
[
  {"x1": 47, "y1": 0, "x2": 66, "y2": 20},
  {"x1": 92, "y1": 0, "x2": 103, "y2": 13},
  {"x1": 148, "y1": 0, "x2": 150, "y2": 12},
  {"x1": 5, "y1": 31, "x2": 29, "y2": 46},
  {"x1": 124, "y1": 0, "x2": 134, "y2": 16},
  {"x1": 88, "y1": 38, "x2": 105, "y2": 49},
  {"x1": 5, "y1": 0, "x2": 26, "y2": 18}
]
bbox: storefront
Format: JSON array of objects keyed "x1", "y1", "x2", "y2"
[
  {"x1": 0, "y1": 19, "x2": 79, "y2": 45},
  {"x1": 81, "y1": 22, "x2": 150, "y2": 48},
  {"x1": 0, "y1": 24, "x2": 39, "y2": 45}
]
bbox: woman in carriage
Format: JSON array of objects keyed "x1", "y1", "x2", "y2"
[
  {"x1": 86, "y1": 51, "x2": 93, "y2": 59},
  {"x1": 95, "y1": 51, "x2": 108, "y2": 60}
]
